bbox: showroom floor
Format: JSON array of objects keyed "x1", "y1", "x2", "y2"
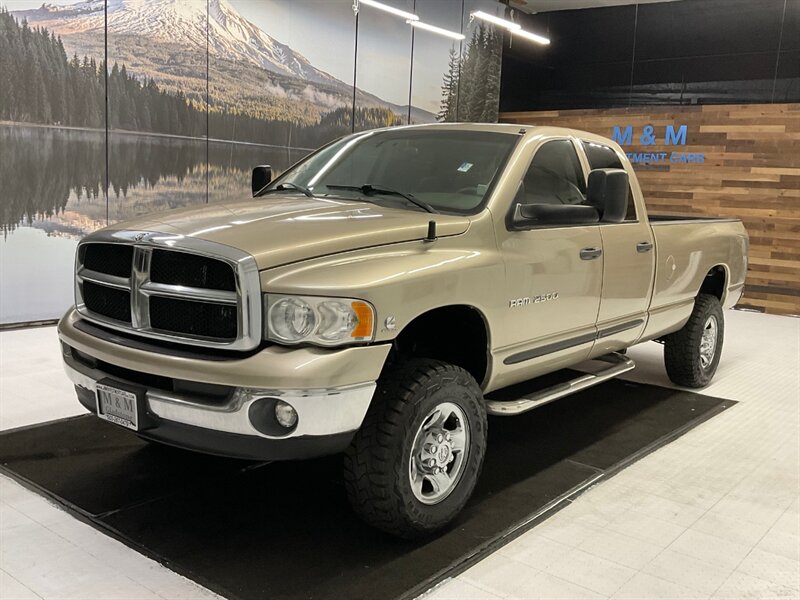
[{"x1": 1, "y1": 309, "x2": 798, "y2": 600}]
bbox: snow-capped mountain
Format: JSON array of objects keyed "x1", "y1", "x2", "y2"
[{"x1": 14, "y1": 0, "x2": 342, "y2": 86}]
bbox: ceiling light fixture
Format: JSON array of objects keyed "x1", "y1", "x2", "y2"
[
  {"x1": 406, "y1": 19, "x2": 465, "y2": 40},
  {"x1": 470, "y1": 10, "x2": 521, "y2": 31},
  {"x1": 470, "y1": 10, "x2": 550, "y2": 45},
  {"x1": 512, "y1": 28, "x2": 550, "y2": 45},
  {"x1": 358, "y1": 0, "x2": 419, "y2": 21}
]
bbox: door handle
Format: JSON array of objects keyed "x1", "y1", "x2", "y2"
[
  {"x1": 580, "y1": 247, "x2": 602, "y2": 260},
  {"x1": 636, "y1": 241, "x2": 654, "y2": 253}
]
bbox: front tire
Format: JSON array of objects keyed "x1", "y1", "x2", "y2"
[
  {"x1": 344, "y1": 359, "x2": 487, "y2": 539},
  {"x1": 664, "y1": 294, "x2": 724, "y2": 388}
]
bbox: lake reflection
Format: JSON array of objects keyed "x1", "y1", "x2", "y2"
[{"x1": 0, "y1": 124, "x2": 309, "y2": 324}]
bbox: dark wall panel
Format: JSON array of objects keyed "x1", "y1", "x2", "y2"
[
  {"x1": 501, "y1": 0, "x2": 800, "y2": 111},
  {"x1": 634, "y1": 0, "x2": 784, "y2": 59}
]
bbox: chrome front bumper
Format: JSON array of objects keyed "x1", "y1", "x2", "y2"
[
  {"x1": 64, "y1": 360, "x2": 376, "y2": 438},
  {"x1": 58, "y1": 308, "x2": 389, "y2": 460},
  {"x1": 63, "y1": 356, "x2": 376, "y2": 460}
]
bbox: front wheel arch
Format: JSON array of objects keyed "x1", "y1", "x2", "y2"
[{"x1": 390, "y1": 304, "x2": 492, "y2": 387}]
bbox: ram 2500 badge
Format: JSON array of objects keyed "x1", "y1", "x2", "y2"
[{"x1": 59, "y1": 124, "x2": 748, "y2": 538}]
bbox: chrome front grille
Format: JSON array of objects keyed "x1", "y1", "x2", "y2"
[{"x1": 75, "y1": 231, "x2": 262, "y2": 350}]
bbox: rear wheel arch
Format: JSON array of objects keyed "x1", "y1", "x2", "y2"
[{"x1": 700, "y1": 264, "x2": 728, "y2": 303}]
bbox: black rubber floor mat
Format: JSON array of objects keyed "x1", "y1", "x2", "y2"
[{"x1": 0, "y1": 378, "x2": 732, "y2": 600}]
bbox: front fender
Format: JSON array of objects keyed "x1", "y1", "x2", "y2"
[{"x1": 259, "y1": 232, "x2": 504, "y2": 344}]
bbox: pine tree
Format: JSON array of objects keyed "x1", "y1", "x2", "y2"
[
  {"x1": 480, "y1": 28, "x2": 502, "y2": 123},
  {"x1": 438, "y1": 45, "x2": 460, "y2": 122},
  {"x1": 466, "y1": 25, "x2": 489, "y2": 121}
]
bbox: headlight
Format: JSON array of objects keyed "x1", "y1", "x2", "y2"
[{"x1": 264, "y1": 294, "x2": 375, "y2": 346}]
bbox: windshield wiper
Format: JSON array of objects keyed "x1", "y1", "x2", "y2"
[
  {"x1": 256, "y1": 182, "x2": 315, "y2": 198},
  {"x1": 326, "y1": 184, "x2": 438, "y2": 214}
]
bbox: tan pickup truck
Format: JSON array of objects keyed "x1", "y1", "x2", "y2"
[{"x1": 58, "y1": 123, "x2": 748, "y2": 538}]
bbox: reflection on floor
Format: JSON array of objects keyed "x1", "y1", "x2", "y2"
[{"x1": 1, "y1": 309, "x2": 798, "y2": 600}]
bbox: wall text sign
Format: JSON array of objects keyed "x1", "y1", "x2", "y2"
[{"x1": 612, "y1": 124, "x2": 705, "y2": 165}]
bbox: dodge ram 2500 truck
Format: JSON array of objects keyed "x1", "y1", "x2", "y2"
[{"x1": 58, "y1": 124, "x2": 748, "y2": 538}]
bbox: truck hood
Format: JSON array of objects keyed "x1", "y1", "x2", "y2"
[{"x1": 112, "y1": 196, "x2": 471, "y2": 269}]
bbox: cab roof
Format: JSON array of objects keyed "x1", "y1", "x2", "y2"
[{"x1": 372, "y1": 122, "x2": 619, "y2": 149}]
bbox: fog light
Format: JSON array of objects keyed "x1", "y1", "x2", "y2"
[{"x1": 274, "y1": 400, "x2": 298, "y2": 429}]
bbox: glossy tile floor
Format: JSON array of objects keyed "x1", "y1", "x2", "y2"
[{"x1": 1, "y1": 310, "x2": 798, "y2": 600}]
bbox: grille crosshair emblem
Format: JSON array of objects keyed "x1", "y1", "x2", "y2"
[{"x1": 133, "y1": 232, "x2": 148, "y2": 242}]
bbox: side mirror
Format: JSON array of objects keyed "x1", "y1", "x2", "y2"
[
  {"x1": 586, "y1": 168, "x2": 629, "y2": 223},
  {"x1": 252, "y1": 165, "x2": 273, "y2": 197},
  {"x1": 513, "y1": 203, "x2": 600, "y2": 227}
]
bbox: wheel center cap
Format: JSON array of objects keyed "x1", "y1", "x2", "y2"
[{"x1": 437, "y1": 445, "x2": 450, "y2": 464}]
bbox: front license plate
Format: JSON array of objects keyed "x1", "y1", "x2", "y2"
[{"x1": 96, "y1": 383, "x2": 139, "y2": 431}]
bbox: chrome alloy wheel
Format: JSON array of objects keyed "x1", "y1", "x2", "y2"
[
  {"x1": 699, "y1": 315, "x2": 718, "y2": 368},
  {"x1": 409, "y1": 402, "x2": 470, "y2": 505}
]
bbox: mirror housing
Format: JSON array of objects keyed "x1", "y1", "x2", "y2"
[
  {"x1": 513, "y1": 203, "x2": 600, "y2": 227},
  {"x1": 586, "y1": 168, "x2": 629, "y2": 223},
  {"x1": 252, "y1": 165, "x2": 273, "y2": 197}
]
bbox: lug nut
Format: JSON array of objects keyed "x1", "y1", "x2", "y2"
[
  {"x1": 445, "y1": 433, "x2": 452, "y2": 442},
  {"x1": 427, "y1": 458, "x2": 436, "y2": 467},
  {"x1": 437, "y1": 434, "x2": 444, "y2": 443},
  {"x1": 426, "y1": 444, "x2": 438, "y2": 454}
]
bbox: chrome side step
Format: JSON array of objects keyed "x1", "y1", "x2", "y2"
[{"x1": 485, "y1": 352, "x2": 635, "y2": 417}]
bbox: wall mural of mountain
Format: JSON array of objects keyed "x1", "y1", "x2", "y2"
[
  {"x1": 9, "y1": 0, "x2": 443, "y2": 136},
  {"x1": 0, "y1": 0, "x2": 506, "y2": 324}
]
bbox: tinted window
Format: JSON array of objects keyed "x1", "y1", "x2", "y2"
[
  {"x1": 270, "y1": 129, "x2": 518, "y2": 214},
  {"x1": 582, "y1": 141, "x2": 624, "y2": 169},
  {"x1": 521, "y1": 140, "x2": 586, "y2": 206},
  {"x1": 581, "y1": 140, "x2": 637, "y2": 221}
]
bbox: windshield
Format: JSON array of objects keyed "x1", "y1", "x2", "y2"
[{"x1": 268, "y1": 128, "x2": 519, "y2": 214}]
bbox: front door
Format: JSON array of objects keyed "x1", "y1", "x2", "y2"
[{"x1": 493, "y1": 138, "x2": 602, "y2": 389}]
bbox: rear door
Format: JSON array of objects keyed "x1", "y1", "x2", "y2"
[{"x1": 579, "y1": 140, "x2": 655, "y2": 354}]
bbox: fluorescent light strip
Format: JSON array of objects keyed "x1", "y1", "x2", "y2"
[
  {"x1": 407, "y1": 19, "x2": 465, "y2": 40},
  {"x1": 359, "y1": 0, "x2": 418, "y2": 21},
  {"x1": 471, "y1": 10, "x2": 550, "y2": 45},
  {"x1": 512, "y1": 28, "x2": 550, "y2": 45},
  {"x1": 471, "y1": 10, "x2": 520, "y2": 31}
]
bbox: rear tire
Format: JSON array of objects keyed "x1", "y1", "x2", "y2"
[
  {"x1": 344, "y1": 359, "x2": 487, "y2": 539},
  {"x1": 664, "y1": 294, "x2": 724, "y2": 388}
]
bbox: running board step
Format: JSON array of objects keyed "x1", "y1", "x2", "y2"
[{"x1": 485, "y1": 352, "x2": 635, "y2": 417}]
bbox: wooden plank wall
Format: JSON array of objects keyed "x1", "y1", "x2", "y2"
[{"x1": 500, "y1": 103, "x2": 800, "y2": 316}]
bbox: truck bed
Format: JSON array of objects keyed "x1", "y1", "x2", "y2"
[{"x1": 649, "y1": 217, "x2": 748, "y2": 318}]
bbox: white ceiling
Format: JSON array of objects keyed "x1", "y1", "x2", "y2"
[{"x1": 509, "y1": 0, "x2": 681, "y2": 13}]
